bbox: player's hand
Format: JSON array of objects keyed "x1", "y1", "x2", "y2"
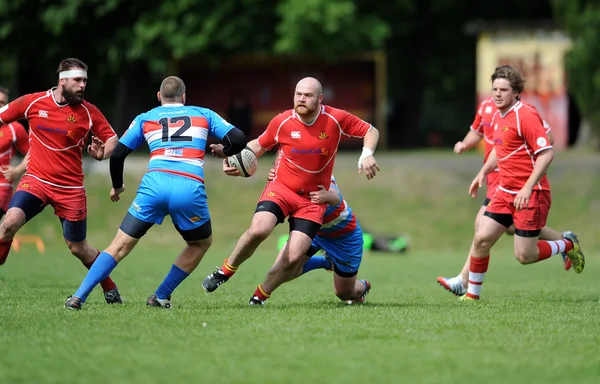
[
  {"x1": 87, "y1": 136, "x2": 106, "y2": 160},
  {"x1": 110, "y1": 186, "x2": 125, "y2": 202},
  {"x1": 210, "y1": 144, "x2": 226, "y2": 158},
  {"x1": 514, "y1": 186, "x2": 533, "y2": 211},
  {"x1": 359, "y1": 155, "x2": 380, "y2": 180},
  {"x1": 454, "y1": 141, "x2": 466, "y2": 154},
  {"x1": 267, "y1": 168, "x2": 276, "y2": 182},
  {"x1": 309, "y1": 185, "x2": 329, "y2": 204},
  {"x1": 223, "y1": 158, "x2": 240, "y2": 177},
  {"x1": 1, "y1": 166, "x2": 21, "y2": 182},
  {"x1": 469, "y1": 172, "x2": 485, "y2": 198}
]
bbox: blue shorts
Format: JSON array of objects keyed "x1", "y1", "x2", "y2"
[
  {"x1": 311, "y1": 228, "x2": 364, "y2": 277},
  {"x1": 129, "y1": 172, "x2": 210, "y2": 231}
]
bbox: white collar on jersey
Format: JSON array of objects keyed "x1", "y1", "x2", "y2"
[{"x1": 161, "y1": 103, "x2": 184, "y2": 107}]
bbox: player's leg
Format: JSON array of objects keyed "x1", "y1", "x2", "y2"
[
  {"x1": 326, "y1": 229, "x2": 369, "y2": 304},
  {"x1": 148, "y1": 179, "x2": 213, "y2": 308},
  {"x1": 504, "y1": 222, "x2": 573, "y2": 270},
  {"x1": 511, "y1": 191, "x2": 584, "y2": 272},
  {"x1": 55, "y1": 187, "x2": 122, "y2": 303},
  {"x1": 463, "y1": 192, "x2": 512, "y2": 300},
  {"x1": 65, "y1": 216, "x2": 153, "y2": 310},
  {"x1": 0, "y1": 189, "x2": 47, "y2": 265},
  {"x1": 437, "y1": 203, "x2": 487, "y2": 296},
  {"x1": 202, "y1": 201, "x2": 284, "y2": 293},
  {"x1": 64, "y1": 173, "x2": 165, "y2": 309},
  {"x1": 0, "y1": 186, "x2": 13, "y2": 221},
  {"x1": 300, "y1": 239, "x2": 332, "y2": 274},
  {"x1": 250, "y1": 216, "x2": 321, "y2": 305}
]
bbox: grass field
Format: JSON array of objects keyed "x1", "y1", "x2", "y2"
[{"x1": 1, "y1": 151, "x2": 599, "y2": 384}]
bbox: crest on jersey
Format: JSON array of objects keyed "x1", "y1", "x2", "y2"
[
  {"x1": 502, "y1": 126, "x2": 509, "y2": 132},
  {"x1": 0, "y1": 132, "x2": 4, "y2": 138},
  {"x1": 267, "y1": 191, "x2": 276, "y2": 197},
  {"x1": 66, "y1": 115, "x2": 77, "y2": 123},
  {"x1": 318, "y1": 131, "x2": 329, "y2": 140}
]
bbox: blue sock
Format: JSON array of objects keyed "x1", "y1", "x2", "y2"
[
  {"x1": 74, "y1": 252, "x2": 117, "y2": 302},
  {"x1": 302, "y1": 256, "x2": 332, "y2": 274},
  {"x1": 155, "y1": 264, "x2": 190, "y2": 300}
]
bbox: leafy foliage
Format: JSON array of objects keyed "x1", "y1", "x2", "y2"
[{"x1": 552, "y1": 0, "x2": 600, "y2": 134}]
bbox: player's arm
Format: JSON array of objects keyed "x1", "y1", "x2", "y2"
[
  {"x1": 308, "y1": 184, "x2": 340, "y2": 206},
  {"x1": 524, "y1": 148, "x2": 553, "y2": 189},
  {"x1": 455, "y1": 130, "x2": 483, "y2": 154},
  {"x1": 543, "y1": 120, "x2": 555, "y2": 145},
  {"x1": 102, "y1": 136, "x2": 119, "y2": 159},
  {"x1": 108, "y1": 117, "x2": 145, "y2": 201},
  {"x1": 247, "y1": 139, "x2": 267, "y2": 158},
  {"x1": 109, "y1": 142, "x2": 133, "y2": 202},
  {"x1": 2, "y1": 153, "x2": 28, "y2": 182},
  {"x1": 0, "y1": 95, "x2": 29, "y2": 125},
  {"x1": 469, "y1": 148, "x2": 497, "y2": 198},
  {"x1": 358, "y1": 126, "x2": 380, "y2": 179},
  {"x1": 210, "y1": 127, "x2": 247, "y2": 158},
  {"x1": 480, "y1": 148, "x2": 498, "y2": 176}
]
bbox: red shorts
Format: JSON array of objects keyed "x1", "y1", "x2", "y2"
[
  {"x1": 0, "y1": 186, "x2": 14, "y2": 213},
  {"x1": 16, "y1": 175, "x2": 87, "y2": 221},
  {"x1": 485, "y1": 189, "x2": 551, "y2": 231},
  {"x1": 485, "y1": 171, "x2": 500, "y2": 200},
  {"x1": 258, "y1": 181, "x2": 327, "y2": 225}
]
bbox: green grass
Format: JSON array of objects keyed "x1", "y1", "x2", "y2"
[{"x1": 0, "y1": 151, "x2": 599, "y2": 384}]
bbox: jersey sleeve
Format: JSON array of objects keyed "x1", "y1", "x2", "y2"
[
  {"x1": 470, "y1": 102, "x2": 485, "y2": 135},
  {"x1": 119, "y1": 116, "x2": 145, "y2": 150},
  {"x1": 257, "y1": 114, "x2": 283, "y2": 150},
  {"x1": 521, "y1": 111, "x2": 552, "y2": 155},
  {"x1": 88, "y1": 104, "x2": 117, "y2": 143},
  {"x1": 542, "y1": 119, "x2": 551, "y2": 134},
  {"x1": 11, "y1": 122, "x2": 30, "y2": 155},
  {"x1": 207, "y1": 109, "x2": 234, "y2": 140},
  {"x1": 339, "y1": 111, "x2": 372, "y2": 138},
  {"x1": 0, "y1": 94, "x2": 32, "y2": 125}
]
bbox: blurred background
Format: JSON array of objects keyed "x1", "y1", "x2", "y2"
[{"x1": 1, "y1": 0, "x2": 599, "y2": 150}]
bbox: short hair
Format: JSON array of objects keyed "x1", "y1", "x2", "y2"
[
  {"x1": 160, "y1": 76, "x2": 186, "y2": 102},
  {"x1": 491, "y1": 65, "x2": 525, "y2": 95},
  {"x1": 0, "y1": 86, "x2": 8, "y2": 97},
  {"x1": 57, "y1": 58, "x2": 88, "y2": 73}
]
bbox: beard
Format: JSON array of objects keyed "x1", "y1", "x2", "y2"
[
  {"x1": 294, "y1": 102, "x2": 317, "y2": 116},
  {"x1": 63, "y1": 88, "x2": 85, "y2": 104}
]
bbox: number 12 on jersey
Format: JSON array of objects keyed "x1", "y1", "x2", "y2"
[{"x1": 159, "y1": 116, "x2": 192, "y2": 142}]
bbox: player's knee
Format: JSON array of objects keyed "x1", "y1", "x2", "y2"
[
  {"x1": 246, "y1": 223, "x2": 273, "y2": 243},
  {"x1": 188, "y1": 237, "x2": 212, "y2": 254},
  {"x1": 473, "y1": 232, "x2": 494, "y2": 252},
  {"x1": 0, "y1": 210, "x2": 25, "y2": 238},
  {"x1": 67, "y1": 241, "x2": 88, "y2": 259},
  {"x1": 505, "y1": 226, "x2": 515, "y2": 236},
  {"x1": 514, "y1": 250, "x2": 535, "y2": 264},
  {"x1": 334, "y1": 288, "x2": 353, "y2": 301}
]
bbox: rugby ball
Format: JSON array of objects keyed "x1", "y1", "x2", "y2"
[{"x1": 227, "y1": 147, "x2": 258, "y2": 177}]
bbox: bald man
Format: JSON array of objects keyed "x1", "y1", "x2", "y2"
[
  {"x1": 203, "y1": 77, "x2": 380, "y2": 306},
  {"x1": 65, "y1": 76, "x2": 247, "y2": 310}
]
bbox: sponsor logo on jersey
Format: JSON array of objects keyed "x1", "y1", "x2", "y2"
[
  {"x1": 165, "y1": 148, "x2": 184, "y2": 157},
  {"x1": 291, "y1": 147, "x2": 329, "y2": 156},
  {"x1": 38, "y1": 110, "x2": 48, "y2": 118},
  {"x1": 291, "y1": 131, "x2": 301, "y2": 139}
]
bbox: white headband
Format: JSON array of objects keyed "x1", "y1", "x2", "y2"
[{"x1": 59, "y1": 70, "x2": 88, "y2": 79}]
